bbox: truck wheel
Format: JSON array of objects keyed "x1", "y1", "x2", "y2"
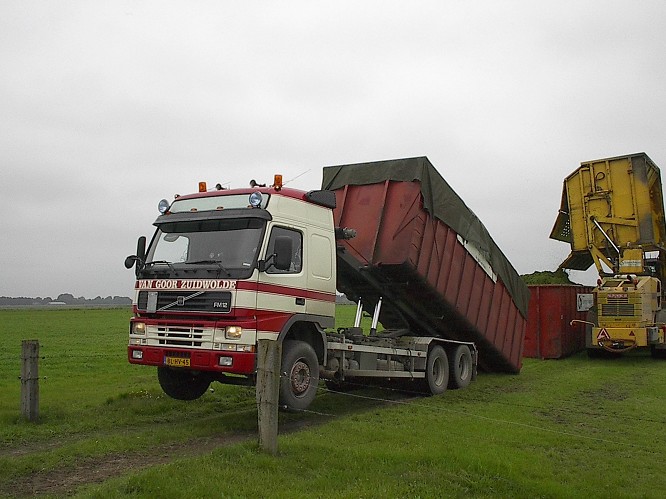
[
  {"x1": 279, "y1": 340, "x2": 319, "y2": 411},
  {"x1": 424, "y1": 345, "x2": 449, "y2": 395},
  {"x1": 157, "y1": 367, "x2": 210, "y2": 401},
  {"x1": 448, "y1": 345, "x2": 472, "y2": 389}
]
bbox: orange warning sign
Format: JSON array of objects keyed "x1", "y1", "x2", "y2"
[{"x1": 597, "y1": 328, "x2": 611, "y2": 340}]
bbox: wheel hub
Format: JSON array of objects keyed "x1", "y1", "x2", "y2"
[
  {"x1": 432, "y1": 357, "x2": 445, "y2": 385},
  {"x1": 290, "y1": 359, "x2": 311, "y2": 395},
  {"x1": 458, "y1": 357, "x2": 469, "y2": 380}
]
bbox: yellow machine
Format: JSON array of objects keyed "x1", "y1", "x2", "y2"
[{"x1": 550, "y1": 153, "x2": 666, "y2": 357}]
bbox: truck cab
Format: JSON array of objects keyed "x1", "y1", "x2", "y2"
[{"x1": 125, "y1": 180, "x2": 337, "y2": 408}]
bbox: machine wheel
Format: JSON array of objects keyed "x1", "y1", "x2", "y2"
[
  {"x1": 424, "y1": 345, "x2": 449, "y2": 395},
  {"x1": 586, "y1": 348, "x2": 606, "y2": 359},
  {"x1": 587, "y1": 347, "x2": 620, "y2": 359},
  {"x1": 584, "y1": 307, "x2": 598, "y2": 350},
  {"x1": 651, "y1": 346, "x2": 666, "y2": 359},
  {"x1": 157, "y1": 367, "x2": 210, "y2": 400},
  {"x1": 448, "y1": 345, "x2": 473, "y2": 389},
  {"x1": 279, "y1": 340, "x2": 319, "y2": 411}
]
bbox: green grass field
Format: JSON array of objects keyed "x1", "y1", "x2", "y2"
[{"x1": 1, "y1": 307, "x2": 666, "y2": 498}]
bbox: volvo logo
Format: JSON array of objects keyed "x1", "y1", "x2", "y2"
[{"x1": 158, "y1": 291, "x2": 204, "y2": 311}]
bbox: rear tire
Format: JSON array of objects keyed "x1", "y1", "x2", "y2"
[
  {"x1": 424, "y1": 345, "x2": 449, "y2": 395},
  {"x1": 279, "y1": 340, "x2": 319, "y2": 411},
  {"x1": 448, "y1": 345, "x2": 473, "y2": 389},
  {"x1": 157, "y1": 367, "x2": 210, "y2": 400}
]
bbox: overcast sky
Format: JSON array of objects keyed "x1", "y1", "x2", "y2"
[{"x1": 2, "y1": 0, "x2": 665, "y2": 298}]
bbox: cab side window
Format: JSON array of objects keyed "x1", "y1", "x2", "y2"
[{"x1": 265, "y1": 227, "x2": 302, "y2": 274}]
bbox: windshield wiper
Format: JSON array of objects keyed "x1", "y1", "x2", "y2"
[
  {"x1": 145, "y1": 260, "x2": 176, "y2": 271},
  {"x1": 188, "y1": 260, "x2": 232, "y2": 277}
]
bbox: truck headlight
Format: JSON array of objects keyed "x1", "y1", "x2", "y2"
[
  {"x1": 132, "y1": 322, "x2": 146, "y2": 335},
  {"x1": 225, "y1": 326, "x2": 242, "y2": 339}
]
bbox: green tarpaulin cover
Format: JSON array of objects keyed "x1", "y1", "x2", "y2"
[{"x1": 322, "y1": 156, "x2": 529, "y2": 318}]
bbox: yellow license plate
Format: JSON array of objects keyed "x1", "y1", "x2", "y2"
[{"x1": 165, "y1": 356, "x2": 190, "y2": 367}]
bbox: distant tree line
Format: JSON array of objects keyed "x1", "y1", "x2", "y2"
[{"x1": 0, "y1": 293, "x2": 132, "y2": 306}]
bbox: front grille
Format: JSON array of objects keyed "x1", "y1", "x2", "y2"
[
  {"x1": 137, "y1": 291, "x2": 232, "y2": 313},
  {"x1": 156, "y1": 325, "x2": 207, "y2": 347},
  {"x1": 601, "y1": 296, "x2": 636, "y2": 317},
  {"x1": 601, "y1": 303, "x2": 635, "y2": 316}
]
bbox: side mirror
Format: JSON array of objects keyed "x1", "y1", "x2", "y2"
[
  {"x1": 124, "y1": 255, "x2": 138, "y2": 269},
  {"x1": 273, "y1": 236, "x2": 293, "y2": 271},
  {"x1": 258, "y1": 236, "x2": 293, "y2": 273},
  {"x1": 124, "y1": 236, "x2": 146, "y2": 276}
]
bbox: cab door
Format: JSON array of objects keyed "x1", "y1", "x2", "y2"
[{"x1": 256, "y1": 225, "x2": 306, "y2": 339}]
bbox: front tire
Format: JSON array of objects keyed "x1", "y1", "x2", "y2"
[
  {"x1": 279, "y1": 340, "x2": 319, "y2": 411},
  {"x1": 157, "y1": 367, "x2": 210, "y2": 400}
]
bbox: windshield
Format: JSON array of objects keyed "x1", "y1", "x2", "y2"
[{"x1": 145, "y1": 217, "x2": 265, "y2": 279}]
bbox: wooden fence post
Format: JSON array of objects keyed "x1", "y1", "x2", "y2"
[
  {"x1": 256, "y1": 339, "x2": 281, "y2": 455},
  {"x1": 20, "y1": 340, "x2": 39, "y2": 422}
]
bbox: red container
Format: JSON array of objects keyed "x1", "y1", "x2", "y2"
[
  {"x1": 524, "y1": 285, "x2": 593, "y2": 359},
  {"x1": 329, "y1": 178, "x2": 528, "y2": 373}
]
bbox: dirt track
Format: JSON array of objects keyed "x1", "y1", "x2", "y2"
[{"x1": 2, "y1": 419, "x2": 321, "y2": 498}]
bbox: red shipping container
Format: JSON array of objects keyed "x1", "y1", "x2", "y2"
[{"x1": 524, "y1": 285, "x2": 593, "y2": 359}]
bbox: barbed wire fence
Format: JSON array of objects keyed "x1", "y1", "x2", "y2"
[{"x1": 10, "y1": 342, "x2": 665, "y2": 455}]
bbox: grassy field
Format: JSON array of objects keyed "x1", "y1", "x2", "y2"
[{"x1": 1, "y1": 307, "x2": 666, "y2": 498}]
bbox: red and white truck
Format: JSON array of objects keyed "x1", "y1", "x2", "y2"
[{"x1": 125, "y1": 157, "x2": 529, "y2": 410}]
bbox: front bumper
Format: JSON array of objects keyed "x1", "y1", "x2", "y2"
[{"x1": 128, "y1": 346, "x2": 256, "y2": 374}]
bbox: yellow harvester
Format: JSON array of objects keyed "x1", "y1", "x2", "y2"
[{"x1": 550, "y1": 153, "x2": 666, "y2": 357}]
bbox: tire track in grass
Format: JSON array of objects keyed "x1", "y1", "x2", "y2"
[
  {"x1": 2, "y1": 387, "x2": 416, "y2": 497},
  {"x1": 2, "y1": 419, "x2": 322, "y2": 498},
  {"x1": 6, "y1": 432, "x2": 255, "y2": 498}
]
